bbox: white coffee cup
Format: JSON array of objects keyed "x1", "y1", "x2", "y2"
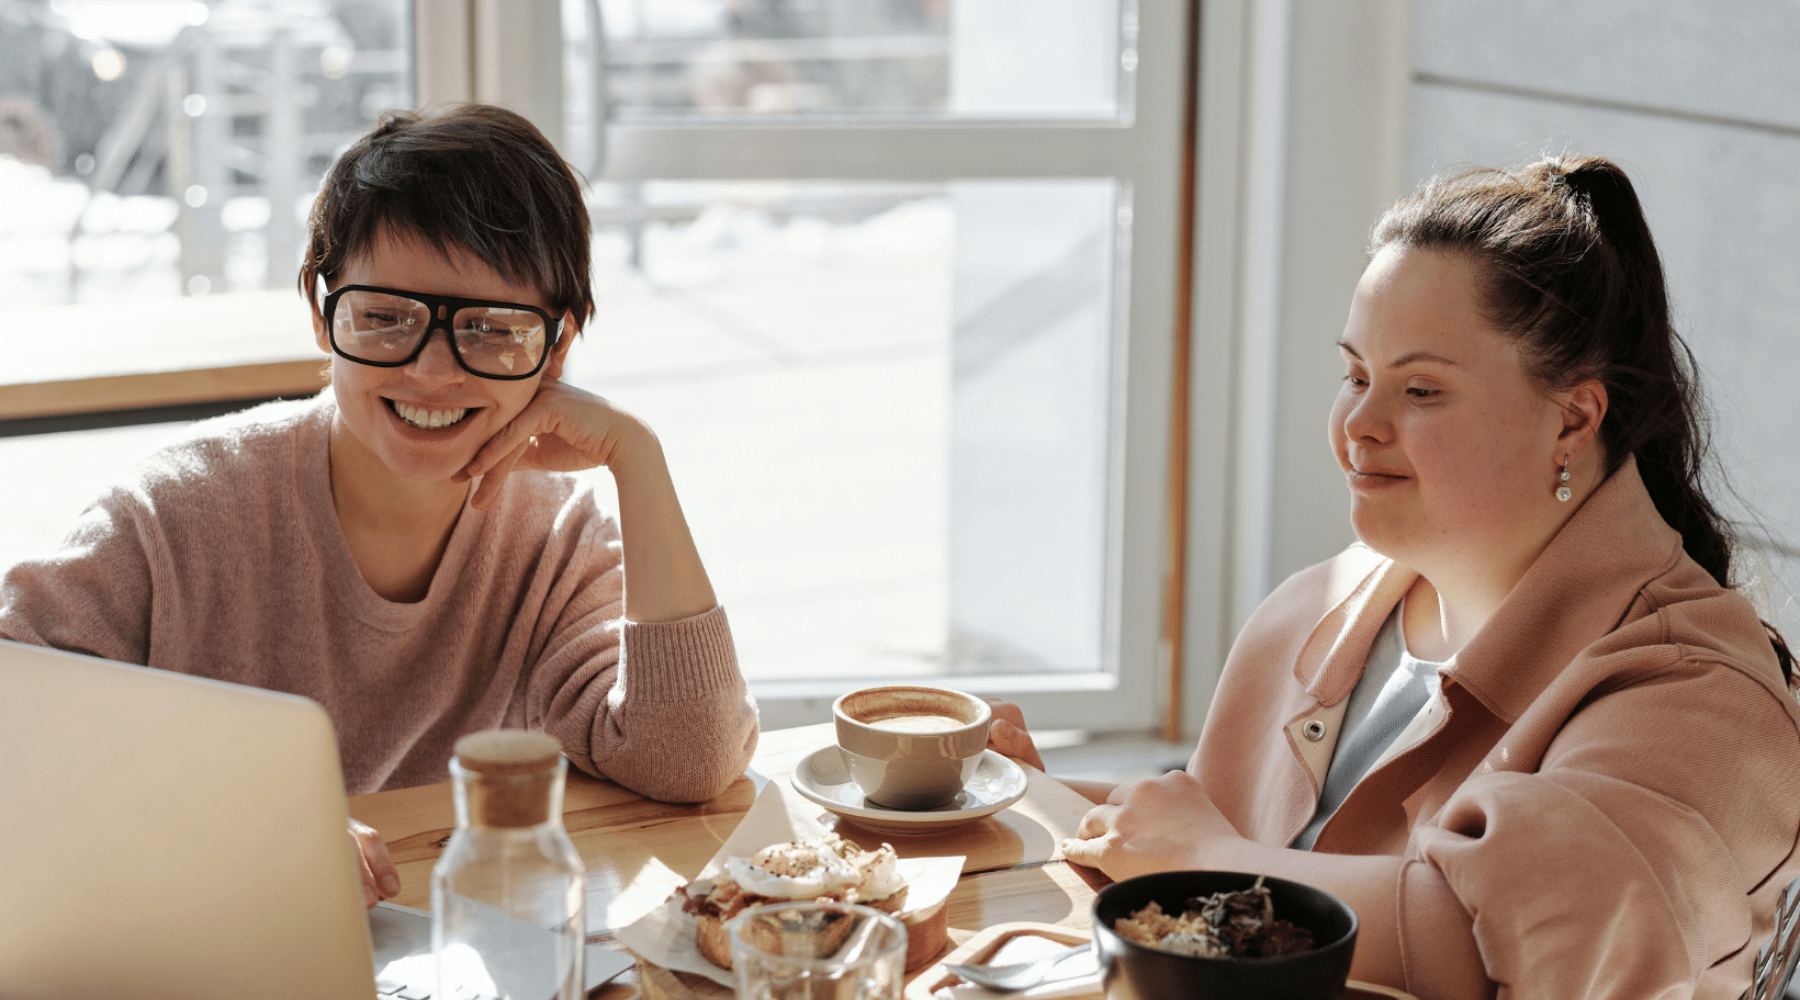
[{"x1": 832, "y1": 686, "x2": 991, "y2": 810}]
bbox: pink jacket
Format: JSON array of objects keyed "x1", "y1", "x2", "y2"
[{"x1": 1192, "y1": 457, "x2": 1800, "y2": 999}]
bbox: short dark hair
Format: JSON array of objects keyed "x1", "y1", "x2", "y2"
[{"x1": 299, "y1": 104, "x2": 594, "y2": 328}]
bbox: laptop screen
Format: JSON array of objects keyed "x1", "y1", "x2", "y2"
[{"x1": 0, "y1": 639, "x2": 376, "y2": 999}]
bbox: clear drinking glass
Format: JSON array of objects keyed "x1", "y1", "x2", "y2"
[
  {"x1": 729, "y1": 901, "x2": 907, "y2": 1000},
  {"x1": 432, "y1": 730, "x2": 587, "y2": 1000}
]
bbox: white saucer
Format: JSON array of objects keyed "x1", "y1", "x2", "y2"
[{"x1": 789, "y1": 746, "x2": 1028, "y2": 836}]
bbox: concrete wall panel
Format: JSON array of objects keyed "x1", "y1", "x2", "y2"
[{"x1": 1414, "y1": 0, "x2": 1800, "y2": 131}]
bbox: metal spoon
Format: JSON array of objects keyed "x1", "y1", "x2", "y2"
[{"x1": 943, "y1": 942, "x2": 1090, "y2": 992}]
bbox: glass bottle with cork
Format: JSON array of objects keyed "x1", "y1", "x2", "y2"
[{"x1": 433, "y1": 729, "x2": 586, "y2": 1000}]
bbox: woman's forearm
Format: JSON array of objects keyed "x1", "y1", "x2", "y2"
[{"x1": 608, "y1": 425, "x2": 717, "y2": 624}]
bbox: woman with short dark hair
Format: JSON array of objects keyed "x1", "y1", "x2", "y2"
[
  {"x1": 0, "y1": 105, "x2": 758, "y2": 907},
  {"x1": 992, "y1": 156, "x2": 1800, "y2": 997}
]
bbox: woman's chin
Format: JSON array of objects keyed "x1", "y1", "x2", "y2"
[
  {"x1": 329, "y1": 412, "x2": 480, "y2": 492},
  {"x1": 373, "y1": 424, "x2": 486, "y2": 483},
  {"x1": 1348, "y1": 513, "x2": 1413, "y2": 565},
  {"x1": 370, "y1": 448, "x2": 478, "y2": 486}
]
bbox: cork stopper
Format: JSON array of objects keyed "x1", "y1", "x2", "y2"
[
  {"x1": 451, "y1": 729, "x2": 564, "y2": 828},
  {"x1": 455, "y1": 730, "x2": 562, "y2": 776}
]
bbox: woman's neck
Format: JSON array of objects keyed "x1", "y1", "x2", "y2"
[
  {"x1": 1401, "y1": 483, "x2": 1594, "y2": 661},
  {"x1": 326, "y1": 419, "x2": 469, "y2": 603},
  {"x1": 1402, "y1": 566, "x2": 1517, "y2": 663}
]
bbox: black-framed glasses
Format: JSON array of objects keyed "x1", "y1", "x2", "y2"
[{"x1": 322, "y1": 284, "x2": 563, "y2": 380}]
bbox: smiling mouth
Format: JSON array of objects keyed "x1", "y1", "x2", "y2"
[
  {"x1": 1349, "y1": 466, "x2": 1409, "y2": 485},
  {"x1": 388, "y1": 399, "x2": 472, "y2": 430}
]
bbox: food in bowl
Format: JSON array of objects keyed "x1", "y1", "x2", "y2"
[
  {"x1": 1113, "y1": 876, "x2": 1314, "y2": 959},
  {"x1": 1092, "y1": 870, "x2": 1357, "y2": 1000}
]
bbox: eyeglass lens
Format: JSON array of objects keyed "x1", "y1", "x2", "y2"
[{"x1": 332, "y1": 289, "x2": 548, "y2": 376}]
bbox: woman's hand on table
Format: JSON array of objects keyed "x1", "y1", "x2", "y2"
[
  {"x1": 350, "y1": 817, "x2": 400, "y2": 910},
  {"x1": 1061, "y1": 769, "x2": 1240, "y2": 881},
  {"x1": 1067, "y1": 774, "x2": 1411, "y2": 987}
]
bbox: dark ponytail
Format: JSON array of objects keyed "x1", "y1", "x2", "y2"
[{"x1": 1372, "y1": 155, "x2": 1794, "y2": 686}]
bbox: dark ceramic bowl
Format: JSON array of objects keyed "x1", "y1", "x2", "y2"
[{"x1": 1092, "y1": 870, "x2": 1358, "y2": 1000}]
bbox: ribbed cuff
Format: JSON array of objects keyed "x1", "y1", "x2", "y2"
[{"x1": 619, "y1": 604, "x2": 742, "y2": 702}]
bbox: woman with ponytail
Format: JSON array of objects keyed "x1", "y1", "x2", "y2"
[{"x1": 990, "y1": 156, "x2": 1800, "y2": 997}]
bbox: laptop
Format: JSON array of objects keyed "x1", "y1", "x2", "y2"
[
  {"x1": 0, "y1": 638, "x2": 639, "y2": 999},
  {"x1": 0, "y1": 638, "x2": 377, "y2": 998}
]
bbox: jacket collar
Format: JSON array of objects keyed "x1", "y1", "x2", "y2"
[
  {"x1": 1292, "y1": 546, "x2": 1414, "y2": 705},
  {"x1": 1292, "y1": 456, "x2": 1681, "y2": 720},
  {"x1": 1449, "y1": 455, "x2": 1679, "y2": 722}
]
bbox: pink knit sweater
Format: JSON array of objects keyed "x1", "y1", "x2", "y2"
[{"x1": 0, "y1": 395, "x2": 758, "y2": 799}]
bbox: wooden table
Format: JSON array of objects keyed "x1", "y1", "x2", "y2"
[
  {"x1": 350, "y1": 724, "x2": 1416, "y2": 1000},
  {"x1": 350, "y1": 723, "x2": 1111, "y2": 995}
]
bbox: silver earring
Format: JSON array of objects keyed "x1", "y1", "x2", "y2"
[{"x1": 1556, "y1": 459, "x2": 1572, "y2": 503}]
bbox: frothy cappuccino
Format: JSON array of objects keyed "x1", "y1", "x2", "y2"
[
  {"x1": 865, "y1": 713, "x2": 966, "y2": 734},
  {"x1": 834, "y1": 685, "x2": 992, "y2": 809}
]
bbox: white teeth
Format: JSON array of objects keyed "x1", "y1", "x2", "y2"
[{"x1": 392, "y1": 401, "x2": 469, "y2": 429}]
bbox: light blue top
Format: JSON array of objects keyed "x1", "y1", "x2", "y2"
[{"x1": 1290, "y1": 603, "x2": 1446, "y2": 851}]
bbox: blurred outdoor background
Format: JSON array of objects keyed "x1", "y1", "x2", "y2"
[{"x1": 0, "y1": 0, "x2": 1794, "y2": 746}]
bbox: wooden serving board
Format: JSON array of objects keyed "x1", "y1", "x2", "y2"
[
  {"x1": 905, "y1": 921, "x2": 1421, "y2": 1000},
  {"x1": 908, "y1": 921, "x2": 1092, "y2": 1000},
  {"x1": 633, "y1": 957, "x2": 730, "y2": 1000}
]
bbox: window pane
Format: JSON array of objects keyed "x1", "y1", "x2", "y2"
[
  {"x1": 565, "y1": 178, "x2": 1122, "y2": 684},
  {"x1": 578, "y1": 0, "x2": 1128, "y2": 122},
  {"x1": 0, "y1": 0, "x2": 411, "y2": 309}
]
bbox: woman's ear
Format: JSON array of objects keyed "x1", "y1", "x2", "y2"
[
  {"x1": 308, "y1": 276, "x2": 331, "y2": 354},
  {"x1": 1558, "y1": 379, "x2": 1609, "y2": 460},
  {"x1": 545, "y1": 312, "x2": 578, "y2": 380}
]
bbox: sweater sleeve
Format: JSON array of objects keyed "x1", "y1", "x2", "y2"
[
  {"x1": 524, "y1": 511, "x2": 758, "y2": 803},
  {"x1": 1397, "y1": 658, "x2": 1800, "y2": 1000},
  {"x1": 0, "y1": 488, "x2": 159, "y2": 664}
]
